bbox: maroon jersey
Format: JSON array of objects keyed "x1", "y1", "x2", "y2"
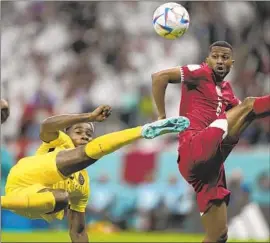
[
  {"x1": 179, "y1": 63, "x2": 241, "y2": 131},
  {"x1": 176, "y1": 63, "x2": 241, "y2": 213}
]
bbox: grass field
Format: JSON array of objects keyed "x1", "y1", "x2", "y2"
[{"x1": 2, "y1": 231, "x2": 269, "y2": 242}]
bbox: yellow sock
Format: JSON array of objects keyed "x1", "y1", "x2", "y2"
[
  {"x1": 85, "y1": 126, "x2": 142, "y2": 159},
  {"x1": 1, "y1": 192, "x2": 55, "y2": 213}
]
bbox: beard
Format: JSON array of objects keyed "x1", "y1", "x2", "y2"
[{"x1": 213, "y1": 67, "x2": 229, "y2": 80}]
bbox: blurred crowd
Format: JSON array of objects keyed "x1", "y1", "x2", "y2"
[
  {"x1": 1, "y1": 1, "x2": 269, "y2": 234},
  {"x1": 1, "y1": 1, "x2": 270, "y2": 159},
  {"x1": 3, "y1": 141, "x2": 270, "y2": 233},
  {"x1": 36, "y1": 169, "x2": 270, "y2": 232}
]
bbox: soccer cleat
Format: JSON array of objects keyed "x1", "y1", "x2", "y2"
[{"x1": 141, "y1": 116, "x2": 190, "y2": 139}]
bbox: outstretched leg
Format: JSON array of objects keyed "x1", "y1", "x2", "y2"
[
  {"x1": 57, "y1": 116, "x2": 190, "y2": 176},
  {"x1": 225, "y1": 95, "x2": 270, "y2": 142},
  {"x1": 199, "y1": 95, "x2": 269, "y2": 243},
  {"x1": 179, "y1": 95, "x2": 270, "y2": 168},
  {"x1": 1, "y1": 117, "x2": 189, "y2": 213}
]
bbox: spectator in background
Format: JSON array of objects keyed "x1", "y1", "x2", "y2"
[
  {"x1": 16, "y1": 88, "x2": 54, "y2": 160},
  {"x1": 252, "y1": 171, "x2": 270, "y2": 228},
  {"x1": 256, "y1": 117, "x2": 270, "y2": 144},
  {"x1": 1, "y1": 1, "x2": 270, "y2": 145},
  {"x1": 227, "y1": 169, "x2": 250, "y2": 219},
  {"x1": 137, "y1": 85, "x2": 156, "y2": 125},
  {"x1": 86, "y1": 174, "x2": 116, "y2": 224},
  {"x1": 163, "y1": 175, "x2": 193, "y2": 230},
  {"x1": 1, "y1": 1, "x2": 269, "y2": 234},
  {"x1": 20, "y1": 89, "x2": 54, "y2": 140},
  {"x1": 134, "y1": 173, "x2": 162, "y2": 231},
  {"x1": 252, "y1": 171, "x2": 270, "y2": 206}
]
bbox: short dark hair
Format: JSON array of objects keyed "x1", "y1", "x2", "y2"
[
  {"x1": 209, "y1": 41, "x2": 233, "y2": 52},
  {"x1": 65, "y1": 122, "x2": 95, "y2": 133}
]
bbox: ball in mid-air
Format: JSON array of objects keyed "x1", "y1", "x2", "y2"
[{"x1": 152, "y1": 2, "x2": 190, "y2": 40}]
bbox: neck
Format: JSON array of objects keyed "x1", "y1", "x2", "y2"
[{"x1": 213, "y1": 72, "x2": 224, "y2": 83}]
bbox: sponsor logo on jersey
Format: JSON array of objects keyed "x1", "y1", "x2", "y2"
[{"x1": 78, "y1": 173, "x2": 85, "y2": 185}]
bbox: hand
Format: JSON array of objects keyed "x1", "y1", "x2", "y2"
[
  {"x1": 1, "y1": 99, "x2": 10, "y2": 124},
  {"x1": 91, "y1": 105, "x2": 112, "y2": 122}
]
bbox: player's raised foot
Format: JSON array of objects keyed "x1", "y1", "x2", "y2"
[{"x1": 141, "y1": 116, "x2": 190, "y2": 139}]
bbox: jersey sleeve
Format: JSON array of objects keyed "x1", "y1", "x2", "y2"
[
  {"x1": 35, "y1": 131, "x2": 74, "y2": 155},
  {"x1": 179, "y1": 64, "x2": 208, "y2": 84},
  {"x1": 69, "y1": 171, "x2": 90, "y2": 212}
]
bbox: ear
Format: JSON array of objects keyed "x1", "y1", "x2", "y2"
[
  {"x1": 231, "y1": 59, "x2": 235, "y2": 68},
  {"x1": 205, "y1": 57, "x2": 209, "y2": 64}
]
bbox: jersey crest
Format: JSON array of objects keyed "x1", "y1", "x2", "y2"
[{"x1": 78, "y1": 172, "x2": 85, "y2": 185}]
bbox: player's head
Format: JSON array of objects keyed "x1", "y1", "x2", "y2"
[
  {"x1": 206, "y1": 41, "x2": 234, "y2": 80},
  {"x1": 65, "y1": 122, "x2": 95, "y2": 147},
  {"x1": 1, "y1": 99, "x2": 10, "y2": 124}
]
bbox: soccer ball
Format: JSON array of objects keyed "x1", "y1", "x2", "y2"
[{"x1": 152, "y1": 2, "x2": 190, "y2": 40}]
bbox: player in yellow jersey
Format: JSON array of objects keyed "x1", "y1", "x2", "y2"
[{"x1": 1, "y1": 105, "x2": 190, "y2": 242}]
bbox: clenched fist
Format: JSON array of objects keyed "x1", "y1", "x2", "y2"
[{"x1": 90, "y1": 105, "x2": 112, "y2": 122}]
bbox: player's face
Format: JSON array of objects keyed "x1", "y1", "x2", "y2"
[
  {"x1": 206, "y1": 46, "x2": 234, "y2": 80},
  {"x1": 67, "y1": 123, "x2": 94, "y2": 147}
]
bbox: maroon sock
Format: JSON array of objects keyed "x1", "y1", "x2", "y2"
[{"x1": 253, "y1": 95, "x2": 270, "y2": 115}]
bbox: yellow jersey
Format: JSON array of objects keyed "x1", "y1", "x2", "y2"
[{"x1": 5, "y1": 131, "x2": 90, "y2": 222}]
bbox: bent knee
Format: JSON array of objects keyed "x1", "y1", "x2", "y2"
[
  {"x1": 39, "y1": 188, "x2": 69, "y2": 213},
  {"x1": 242, "y1": 97, "x2": 256, "y2": 110},
  {"x1": 52, "y1": 189, "x2": 69, "y2": 212},
  {"x1": 52, "y1": 189, "x2": 69, "y2": 203}
]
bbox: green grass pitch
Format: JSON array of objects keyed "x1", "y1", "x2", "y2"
[{"x1": 2, "y1": 231, "x2": 269, "y2": 242}]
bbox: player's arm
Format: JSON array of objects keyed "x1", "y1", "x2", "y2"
[
  {"x1": 68, "y1": 209, "x2": 89, "y2": 243},
  {"x1": 152, "y1": 67, "x2": 181, "y2": 119},
  {"x1": 40, "y1": 105, "x2": 112, "y2": 142},
  {"x1": 152, "y1": 65, "x2": 206, "y2": 118}
]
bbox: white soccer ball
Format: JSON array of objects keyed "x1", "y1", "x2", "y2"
[{"x1": 152, "y1": 2, "x2": 190, "y2": 40}]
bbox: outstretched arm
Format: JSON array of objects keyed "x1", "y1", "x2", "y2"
[
  {"x1": 152, "y1": 67, "x2": 181, "y2": 119},
  {"x1": 40, "y1": 105, "x2": 112, "y2": 142},
  {"x1": 68, "y1": 209, "x2": 89, "y2": 243}
]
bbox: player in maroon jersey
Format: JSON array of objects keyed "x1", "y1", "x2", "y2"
[{"x1": 152, "y1": 41, "x2": 270, "y2": 243}]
